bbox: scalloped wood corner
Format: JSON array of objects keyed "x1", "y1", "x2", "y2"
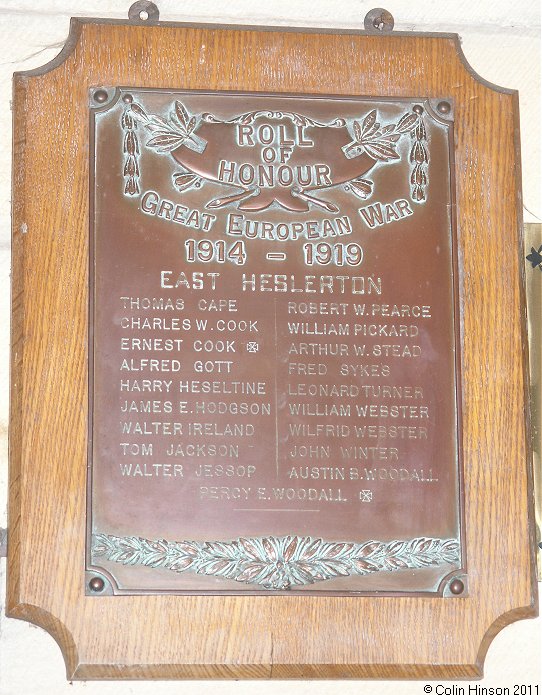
[{"x1": 8, "y1": 17, "x2": 537, "y2": 679}]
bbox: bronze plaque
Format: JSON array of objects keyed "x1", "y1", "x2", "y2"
[{"x1": 87, "y1": 88, "x2": 463, "y2": 595}]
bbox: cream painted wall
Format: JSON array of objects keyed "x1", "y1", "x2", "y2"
[{"x1": 0, "y1": 1, "x2": 540, "y2": 691}]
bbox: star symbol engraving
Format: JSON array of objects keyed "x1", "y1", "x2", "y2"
[{"x1": 526, "y1": 245, "x2": 542, "y2": 270}]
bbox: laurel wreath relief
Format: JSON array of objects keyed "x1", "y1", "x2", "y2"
[
  {"x1": 121, "y1": 99, "x2": 429, "y2": 207},
  {"x1": 93, "y1": 533, "x2": 459, "y2": 590}
]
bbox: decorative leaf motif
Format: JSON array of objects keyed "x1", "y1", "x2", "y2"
[
  {"x1": 407, "y1": 111, "x2": 429, "y2": 203},
  {"x1": 396, "y1": 112, "x2": 418, "y2": 133},
  {"x1": 92, "y1": 533, "x2": 460, "y2": 591},
  {"x1": 357, "y1": 541, "x2": 384, "y2": 557},
  {"x1": 123, "y1": 130, "x2": 139, "y2": 155},
  {"x1": 173, "y1": 541, "x2": 199, "y2": 556},
  {"x1": 236, "y1": 563, "x2": 267, "y2": 583},
  {"x1": 353, "y1": 120, "x2": 362, "y2": 142},
  {"x1": 385, "y1": 557, "x2": 409, "y2": 570},
  {"x1": 409, "y1": 538, "x2": 433, "y2": 554},
  {"x1": 239, "y1": 537, "x2": 262, "y2": 560},
  {"x1": 362, "y1": 109, "x2": 377, "y2": 135},
  {"x1": 175, "y1": 100, "x2": 190, "y2": 127},
  {"x1": 413, "y1": 185, "x2": 426, "y2": 201},
  {"x1": 173, "y1": 172, "x2": 200, "y2": 192},
  {"x1": 354, "y1": 558, "x2": 380, "y2": 572},
  {"x1": 123, "y1": 157, "x2": 139, "y2": 177},
  {"x1": 168, "y1": 557, "x2": 195, "y2": 572},
  {"x1": 146, "y1": 133, "x2": 187, "y2": 152},
  {"x1": 410, "y1": 140, "x2": 428, "y2": 164},
  {"x1": 129, "y1": 103, "x2": 150, "y2": 123},
  {"x1": 127, "y1": 99, "x2": 207, "y2": 159},
  {"x1": 200, "y1": 558, "x2": 234, "y2": 575},
  {"x1": 284, "y1": 536, "x2": 299, "y2": 561},
  {"x1": 363, "y1": 142, "x2": 401, "y2": 161},
  {"x1": 121, "y1": 103, "x2": 144, "y2": 196},
  {"x1": 415, "y1": 119, "x2": 427, "y2": 140},
  {"x1": 124, "y1": 178, "x2": 139, "y2": 195},
  {"x1": 121, "y1": 111, "x2": 136, "y2": 129},
  {"x1": 345, "y1": 108, "x2": 422, "y2": 170},
  {"x1": 411, "y1": 166, "x2": 427, "y2": 186},
  {"x1": 346, "y1": 178, "x2": 374, "y2": 200},
  {"x1": 149, "y1": 114, "x2": 169, "y2": 128},
  {"x1": 324, "y1": 542, "x2": 353, "y2": 558},
  {"x1": 301, "y1": 538, "x2": 322, "y2": 560},
  {"x1": 385, "y1": 540, "x2": 406, "y2": 555},
  {"x1": 262, "y1": 537, "x2": 276, "y2": 560}
]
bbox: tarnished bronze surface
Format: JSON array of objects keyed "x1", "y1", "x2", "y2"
[{"x1": 87, "y1": 89, "x2": 463, "y2": 594}]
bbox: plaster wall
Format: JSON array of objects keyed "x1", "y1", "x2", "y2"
[{"x1": 0, "y1": 1, "x2": 540, "y2": 691}]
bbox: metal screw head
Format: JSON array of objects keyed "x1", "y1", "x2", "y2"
[
  {"x1": 93, "y1": 89, "x2": 109, "y2": 104},
  {"x1": 364, "y1": 8, "x2": 394, "y2": 33},
  {"x1": 128, "y1": 1, "x2": 160, "y2": 22},
  {"x1": 437, "y1": 101, "x2": 452, "y2": 115},
  {"x1": 89, "y1": 576, "x2": 105, "y2": 592},
  {"x1": 413, "y1": 105, "x2": 424, "y2": 115},
  {"x1": 122, "y1": 94, "x2": 134, "y2": 104},
  {"x1": 449, "y1": 578, "x2": 464, "y2": 595}
]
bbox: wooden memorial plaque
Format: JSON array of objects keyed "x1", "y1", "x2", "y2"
[{"x1": 8, "y1": 4, "x2": 537, "y2": 679}]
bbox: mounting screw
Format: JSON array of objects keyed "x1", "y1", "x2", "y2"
[
  {"x1": 449, "y1": 578, "x2": 465, "y2": 595},
  {"x1": 88, "y1": 576, "x2": 105, "y2": 593},
  {"x1": 128, "y1": 1, "x2": 160, "y2": 22},
  {"x1": 92, "y1": 89, "x2": 109, "y2": 104},
  {"x1": 437, "y1": 100, "x2": 452, "y2": 115},
  {"x1": 364, "y1": 8, "x2": 394, "y2": 33},
  {"x1": 122, "y1": 93, "x2": 134, "y2": 104},
  {"x1": 413, "y1": 105, "x2": 424, "y2": 115}
]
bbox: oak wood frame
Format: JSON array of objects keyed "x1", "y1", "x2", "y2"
[{"x1": 8, "y1": 16, "x2": 537, "y2": 679}]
